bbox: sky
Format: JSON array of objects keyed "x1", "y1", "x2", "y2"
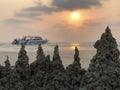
[{"x1": 0, "y1": 0, "x2": 120, "y2": 42}]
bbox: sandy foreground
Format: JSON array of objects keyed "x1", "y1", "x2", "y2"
[{"x1": 0, "y1": 50, "x2": 95, "y2": 69}]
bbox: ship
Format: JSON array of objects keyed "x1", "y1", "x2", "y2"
[{"x1": 12, "y1": 36, "x2": 48, "y2": 45}]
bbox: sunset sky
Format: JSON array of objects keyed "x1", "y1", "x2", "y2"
[{"x1": 0, "y1": 0, "x2": 120, "y2": 42}]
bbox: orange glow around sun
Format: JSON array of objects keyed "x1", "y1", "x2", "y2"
[
  {"x1": 69, "y1": 11, "x2": 84, "y2": 27},
  {"x1": 70, "y1": 43, "x2": 80, "y2": 50},
  {"x1": 71, "y1": 11, "x2": 82, "y2": 21}
]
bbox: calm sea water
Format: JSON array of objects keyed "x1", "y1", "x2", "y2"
[{"x1": 0, "y1": 42, "x2": 97, "y2": 69}]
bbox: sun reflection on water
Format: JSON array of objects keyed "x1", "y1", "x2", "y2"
[{"x1": 70, "y1": 43, "x2": 80, "y2": 50}]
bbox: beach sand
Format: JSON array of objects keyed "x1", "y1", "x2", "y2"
[{"x1": 0, "y1": 49, "x2": 96, "y2": 69}]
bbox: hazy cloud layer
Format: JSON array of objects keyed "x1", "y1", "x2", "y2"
[
  {"x1": 15, "y1": 12, "x2": 41, "y2": 18},
  {"x1": 23, "y1": 5, "x2": 58, "y2": 13},
  {"x1": 52, "y1": 0, "x2": 102, "y2": 10},
  {"x1": 83, "y1": 20, "x2": 102, "y2": 26},
  {"x1": 52, "y1": 18, "x2": 104, "y2": 31},
  {"x1": 4, "y1": 0, "x2": 105, "y2": 25},
  {"x1": 4, "y1": 18, "x2": 30, "y2": 24},
  {"x1": 15, "y1": 0, "x2": 103, "y2": 19},
  {"x1": 107, "y1": 22, "x2": 120, "y2": 27},
  {"x1": 52, "y1": 21, "x2": 71, "y2": 29}
]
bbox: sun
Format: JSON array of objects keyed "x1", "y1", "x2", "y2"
[
  {"x1": 69, "y1": 11, "x2": 84, "y2": 27},
  {"x1": 71, "y1": 11, "x2": 81, "y2": 20}
]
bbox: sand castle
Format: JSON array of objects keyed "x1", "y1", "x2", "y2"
[{"x1": 0, "y1": 27, "x2": 120, "y2": 90}]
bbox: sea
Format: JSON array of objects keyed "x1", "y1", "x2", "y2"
[{"x1": 0, "y1": 42, "x2": 98, "y2": 69}]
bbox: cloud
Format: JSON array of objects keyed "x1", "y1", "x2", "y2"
[
  {"x1": 4, "y1": 18, "x2": 30, "y2": 25},
  {"x1": 83, "y1": 20, "x2": 102, "y2": 26},
  {"x1": 52, "y1": 18, "x2": 104, "y2": 31},
  {"x1": 52, "y1": 0, "x2": 102, "y2": 10},
  {"x1": 15, "y1": 11, "x2": 41, "y2": 18},
  {"x1": 14, "y1": 3, "x2": 58, "y2": 20},
  {"x1": 4, "y1": 0, "x2": 106, "y2": 25},
  {"x1": 15, "y1": 0, "x2": 104, "y2": 19},
  {"x1": 52, "y1": 21, "x2": 71, "y2": 29},
  {"x1": 106, "y1": 22, "x2": 120, "y2": 27},
  {"x1": 23, "y1": 5, "x2": 58, "y2": 14}
]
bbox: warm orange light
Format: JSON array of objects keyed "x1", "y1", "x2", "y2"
[
  {"x1": 70, "y1": 43, "x2": 80, "y2": 50},
  {"x1": 69, "y1": 11, "x2": 84, "y2": 28},
  {"x1": 71, "y1": 11, "x2": 81, "y2": 20}
]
